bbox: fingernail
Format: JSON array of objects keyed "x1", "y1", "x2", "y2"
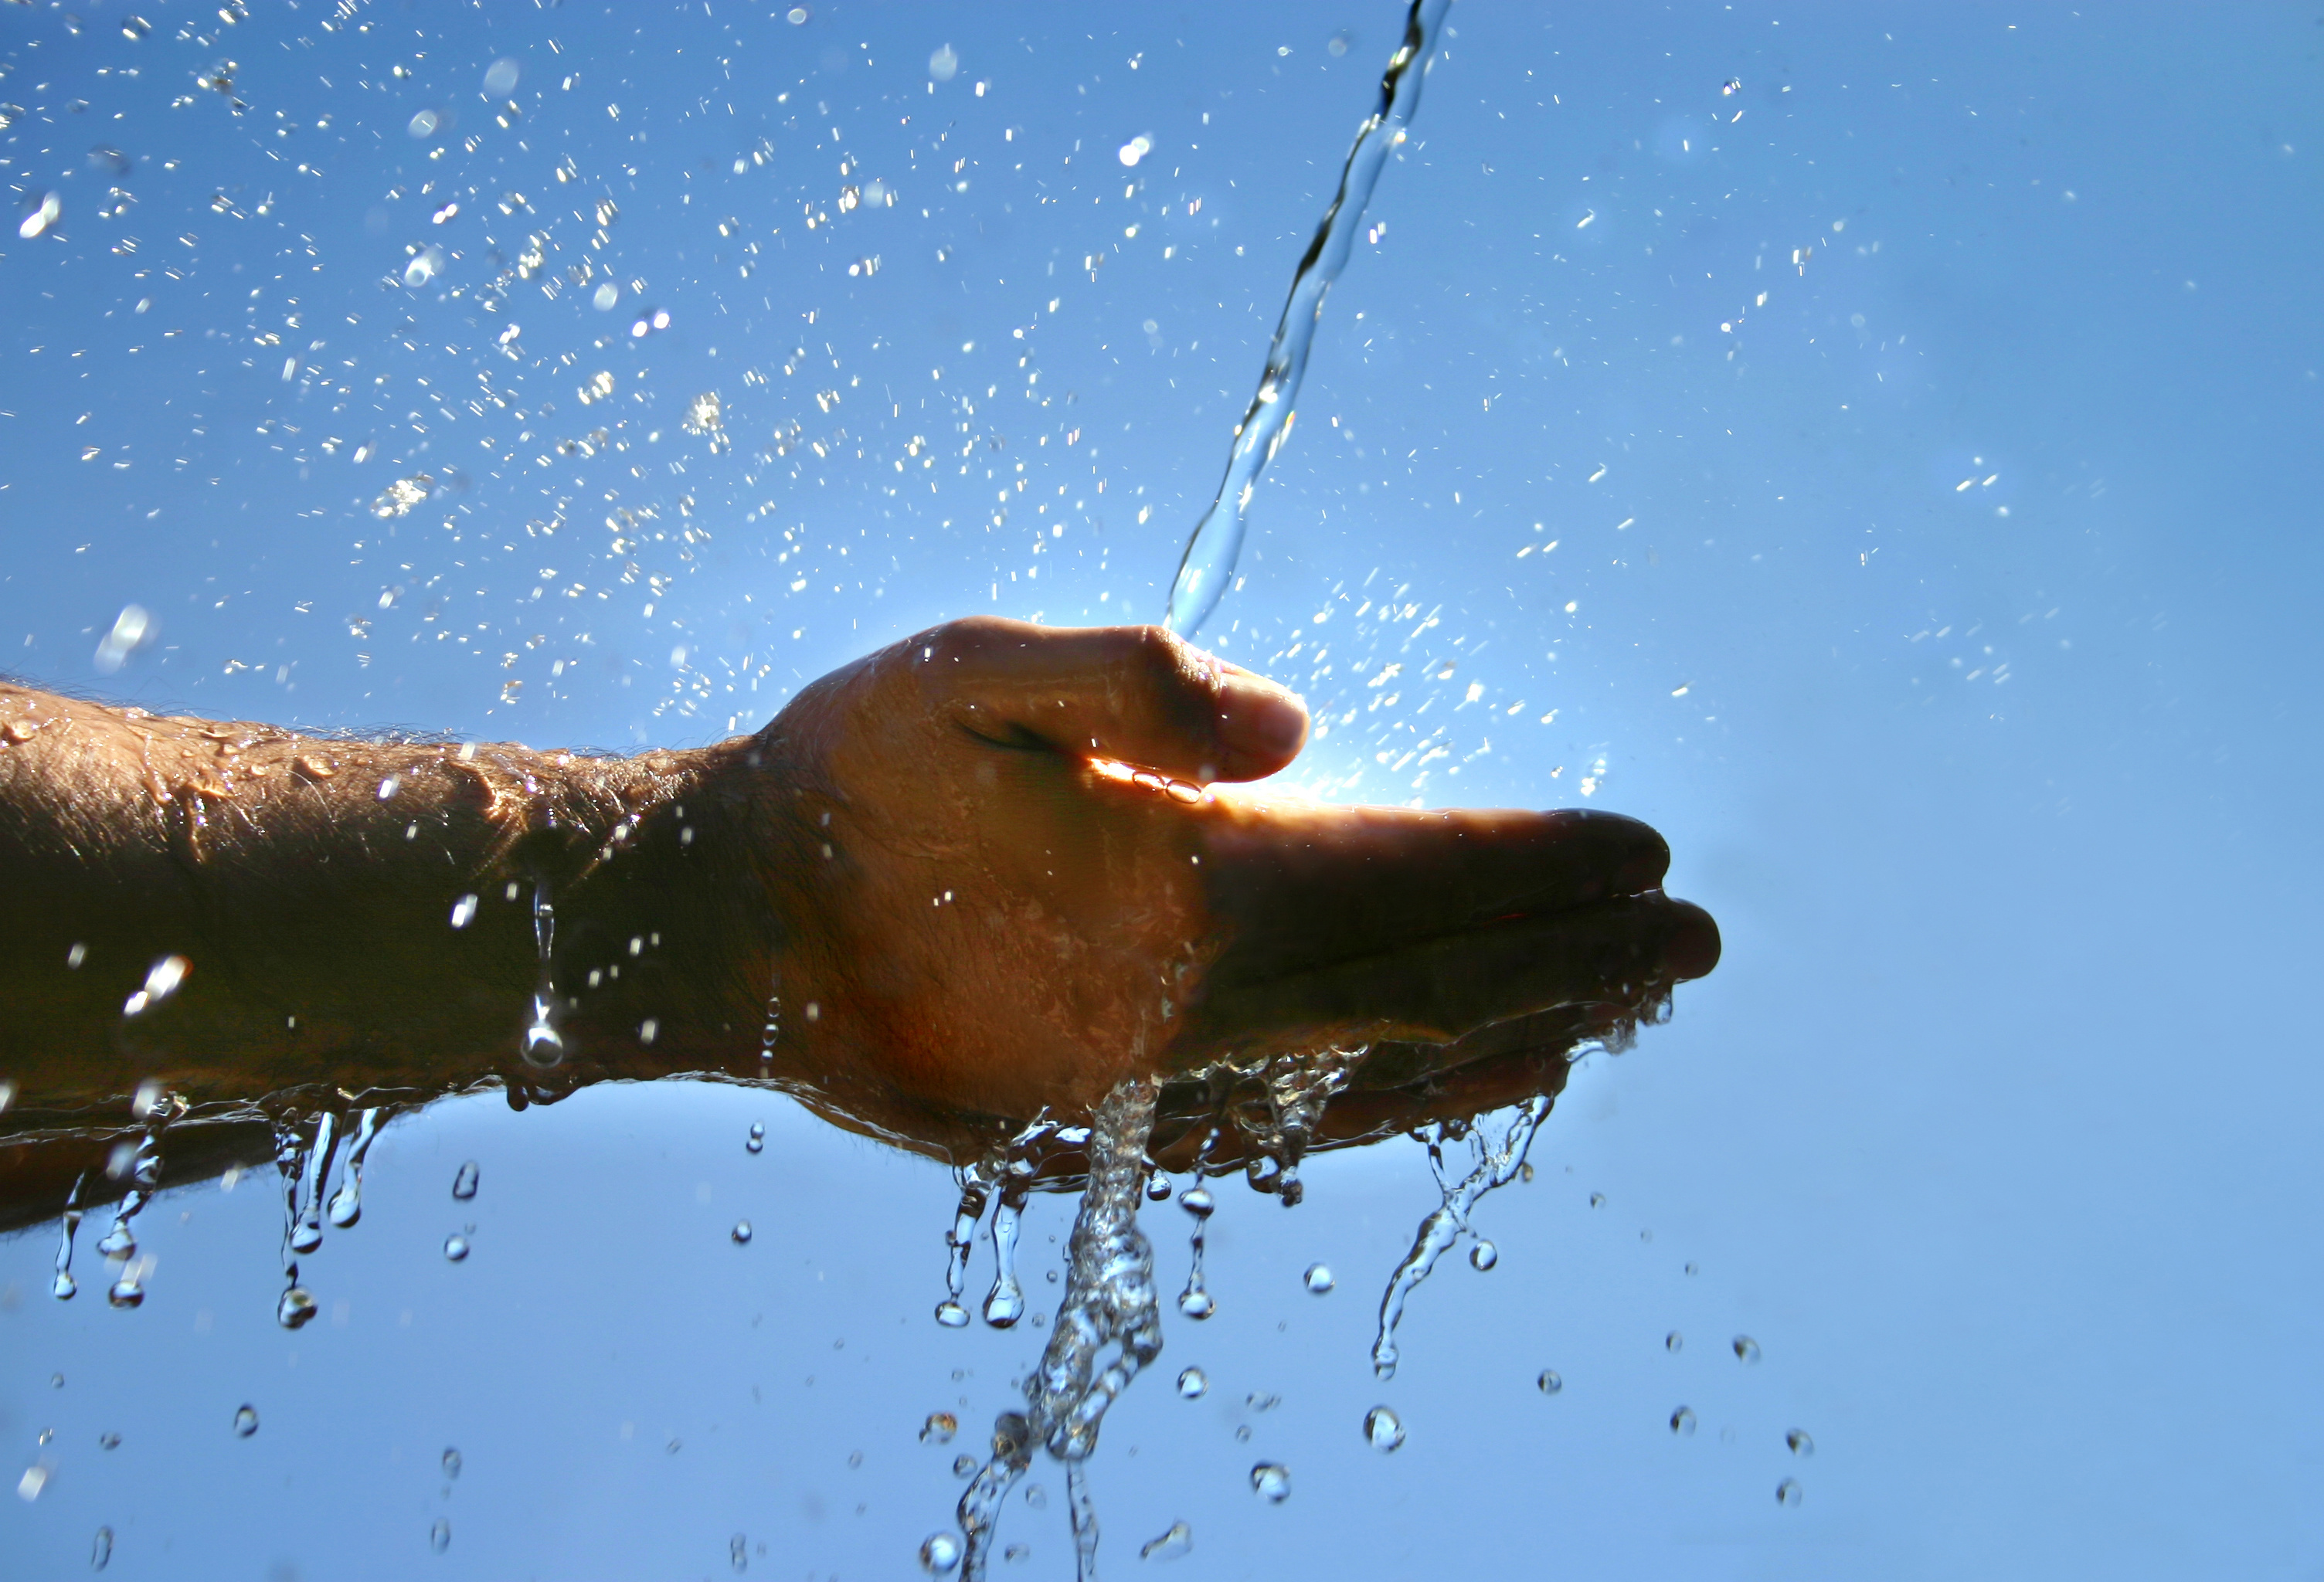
[{"x1": 1216, "y1": 672, "x2": 1309, "y2": 765}]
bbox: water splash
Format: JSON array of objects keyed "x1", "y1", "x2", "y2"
[
  {"x1": 955, "y1": 1078, "x2": 1162, "y2": 1581},
  {"x1": 1162, "y1": 0, "x2": 1452, "y2": 637},
  {"x1": 1370, "y1": 1095, "x2": 1551, "y2": 1380}
]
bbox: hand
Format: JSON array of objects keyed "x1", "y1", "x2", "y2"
[{"x1": 747, "y1": 618, "x2": 1718, "y2": 1132}]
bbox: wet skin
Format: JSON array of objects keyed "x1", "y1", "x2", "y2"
[{"x1": 0, "y1": 619, "x2": 1716, "y2": 1217}]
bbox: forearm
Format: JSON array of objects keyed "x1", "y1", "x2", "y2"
[{"x1": 0, "y1": 684, "x2": 786, "y2": 1122}]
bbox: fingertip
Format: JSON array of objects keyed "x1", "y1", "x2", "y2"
[
  {"x1": 1663, "y1": 901, "x2": 1721, "y2": 980},
  {"x1": 1214, "y1": 673, "x2": 1309, "y2": 777}
]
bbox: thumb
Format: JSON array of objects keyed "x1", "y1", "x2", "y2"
[{"x1": 914, "y1": 617, "x2": 1309, "y2": 783}]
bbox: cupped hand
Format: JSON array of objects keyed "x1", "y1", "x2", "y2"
[{"x1": 752, "y1": 618, "x2": 1718, "y2": 1129}]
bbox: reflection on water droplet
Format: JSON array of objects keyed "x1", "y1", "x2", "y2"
[
  {"x1": 451, "y1": 1161, "x2": 479, "y2": 1200},
  {"x1": 1734, "y1": 1335, "x2": 1761, "y2": 1364},
  {"x1": 1364, "y1": 1407, "x2": 1405, "y2": 1451},
  {"x1": 442, "y1": 1447, "x2": 462, "y2": 1478},
  {"x1": 1536, "y1": 1369, "x2": 1562, "y2": 1395},
  {"x1": 919, "y1": 1532, "x2": 961, "y2": 1573},
  {"x1": 443, "y1": 1235, "x2": 469, "y2": 1262},
  {"x1": 1670, "y1": 1406, "x2": 1697, "y2": 1436},
  {"x1": 1177, "y1": 1289, "x2": 1215, "y2": 1319},
  {"x1": 430, "y1": 1518, "x2": 451, "y2": 1553},
  {"x1": 91, "y1": 1524, "x2": 113, "y2": 1571},
  {"x1": 1665, "y1": 1330, "x2": 1684, "y2": 1352},
  {"x1": 933, "y1": 1301, "x2": 970, "y2": 1329},
  {"x1": 1776, "y1": 1478, "x2": 1803, "y2": 1508},
  {"x1": 746, "y1": 1122, "x2": 766, "y2": 1154},
  {"x1": 1469, "y1": 1240, "x2": 1498, "y2": 1271},
  {"x1": 233, "y1": 1404, "x2": 259, "y2": 1438},
  {"x1": 731, "y1": 1220, "x2": 753, "y2": 1244},
  {"x1": 1140, "y1": 1520, "x2": 1193, "y2": 1561},
  {"x1": 1303, "y1": 1262, "x2": 1334, "y2": 1294},
  {"x1": 1176, "y1": 1367, "x2": 1208, "y2": 1399},
  {"x1": 1786, "y1": 1428, "x2": 1815, "y2": 1457},
  {"x1": 1249, "y1": 1463, "x2": 1291, "y2": 1503},
  {"x1": 920, "y1": 1411, "x2": 956, "y2": 1444}
]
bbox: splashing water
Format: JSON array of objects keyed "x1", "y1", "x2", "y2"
[
  {"x1": 954, "y1": 1078, "x2": 1163, "y2": 1581},
  {"x1": 1162, "y1": 0, "x2": 1452, "y2": 637},
  {"x1": 1371, "y1": 1095, "x2": 1551, "y2": 1380}
]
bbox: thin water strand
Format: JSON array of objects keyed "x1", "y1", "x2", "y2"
[
  {"x1": 290, "y1": 1111, "x2": 338, "y2": 1254},
  {"x1": 1175, "y1": 1185, "x2": 1215, "y2": 1319},
  {"x1": 522, "y1": 880, "x2": 564, "y2": 1067},
  {"x1": 936, "y1": 1163, "x2": 994, "y2": 1329},
  {"x1": 326, "y1": 1108, "x2": 382, "y2": 1228},
  {"x1": 1162, "y1": 0, "x2": 1452, "y2": 637},
  {"x1": 983, "y1": 1170, "x2": 1031, "y2": 1329},
  {"x1": 956, "y1": 1077, "x2": 1162, "y2": 1582},
  {"x1": 1371, "y1": 1095, "x2": 1551, "y2": 1380},
  {"x1": 51, "y1": 1173, "x2": 85, "y2": 1300}
]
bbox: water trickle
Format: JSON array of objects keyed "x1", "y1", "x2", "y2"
[
  {"x1": 1371, "y1": 1096, "x2": 1550, "y2": 1381},
  {"x1": 1303, "y1": 1262, "x2": 1335, "y2": 1295},
  {"x1": 920, "y1": 1532, "x2": 963, "y2": 1574},
  {"x1": 443, "y1": 1234, "x2": 471, "y2": 1262},
  {"x1": 326, "y1": 1108, "x2": 382, "y2": 1227},
  {"x1": 954, "y1": 1079, "x2": 1163, "y2": 1580},
  {"x1": 731, "y1": 1220, "x2": 753, "y2": 1244},
  {"x1": 1163, "y1": 0, "x2": 1452, "y2": 637},
  {"x1": 1733, "y1": 1335, "x2": 1762, "y2": 1364},
  {"x1": 746, "y1": 1121, "x2": 766, "y2": 1154},
  {"x1": 1176, "y1": 1183, "x2": 1216, "y2": 1320},
  {"x1": 430, "y1": 1518, "x2": 452, "y2": 1553},
  {"x1": 451, "y1": 1160, "x2": 481, "y2": 1200},
  {"x1": 922, "y1": 1412, "x2": 959, "y2": 1445},
  {"x1": 1670, "y1": 1406, "x2": 1697, "y2": 1436},
  {"x1": 1140, "y1": 1520, "x2": 1193, "y2": 1561},
  {"x1": 1248, "y1": 1463, "x2": 1292, "y2": 1504},
  {"x1": 233, "y1": 1404, "x2": 259, "y2": 1438},
  {"x1": 52, "y1": 1174, "x2": 85, "y2": 1300},
  {"x1": 1174, "y1": 1367, "x2": 1208, "y2": 1400},
  {"x1": 1468, "y1": 1239, "x2": 1499, "y2": 1271},
  {"x1": 1785, "y1": 1428, "x2": 1815, "y2": 1458},
  {"x1": 1364, "y1": 1407, "x2": 1406, "y2": 1451},
  {"x1": 91, "y1": 1524, "x2": 114, "y2": 1571},
  {"x1": 1536, "y1": 1369, "x2": 1563, "y2": 1396}
]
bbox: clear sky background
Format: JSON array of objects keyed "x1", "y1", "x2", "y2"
[{"x1": 3, "y1": 3, "x2": 2321, "y2": 1578}]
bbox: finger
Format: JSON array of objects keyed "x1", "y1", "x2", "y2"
[
  {"x1": 912, "y1": 616, "x2": 1308, "y2": 781},
  {"x1": 1179, "y1": 895, "x2": 1718, "y2": 1062},
  {"x1": 1202, "y1": 803, "x2": 1673, "y2": 986}
]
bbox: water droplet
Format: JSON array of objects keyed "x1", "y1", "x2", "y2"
[
  {"x1": 430, "y1": 1517, "x2": 451, "y2": 1553},
  {"x1": 105, "y1": 1275, "x2": 143, "y2": 1309},
  {"x1": 746, "y1": 1122, "x2": 766, "y2": 1154},
  {"x1": 1140, "y1": 1520, "x2": 1193, "y2": 1561},
  {"x1": 731, "y1": 1220, "x2": 753, "y2": 1245},
  {"x1": 1177, "y1": 1288, "x2": 1215, "y2": 1319},
  {"x1": 1363, "y1": 1407, "x2": 1405, "y2": 1451},
  {"x1": 1786, "y1": 1428, "x2": 1815, "y2": 1457},
  {"x1": 450, "y1": 1161, "x2": 479, "y2": 1200},
  {"x1": 1469, "y1": 1240, "x2": 1498, "y2": 1271},
  {"x1": 1024, "y1": 1483, "x2": 1048, "y2": 1510},
  {"x1": 1144, "y1": 1168, "x2": 1172, "y2": 1201},
  {"x1": 90, "y1": 1524, "x2": 113, "y2": 1571},
  {"x1": 443, "y1": 1235, "x2": 469, "y2": 1262},
  {"x1": 1670, "y1": 1405, "x2": 1697, "y2": 1436},
  {"x1": 951, "y1": 1454, "x2": 978, "y2": 1478},
  {"x1": 1665, "y1": 1330, "x2": 1684, "y2": 1352},
  {"x1": 919, "y1": 1532, "x2": 961, "y2": 1573},
  {"x1": 1589, "y1": 1191, "x2": 1606, "y2": 1208},
  {"x1": 442, "y1": 1447, "x2": 461, "y2": 1478},
  {"x1": 928, "y1": 44, "x2": 960, "y2": 83},
  {"x1": 97, "y1": 1433, "x2": 120, "y2": 1451},
  {"x1": 1536, "y1": 1369, "x2": 1563, "y2": 1395},
  {"x1": 1684, "y1": 1261, "x2": 1700, "y2": 1276},
  {"x1": 1722, "y1": 76, "x2": 1743, "y2": 96},
  {"x1": 233, "y1": 1404, "x2": 259, "y2": 1438},
  {"x1": 1234, "y1": 1424, "x2": 1252, "y2": 1443},
  {"x1": 276, "y1": 1287, "x2": 316, "y2": 1328},
  {"x1": 1249, "y1": 1463, "x2": 1291, "y2": 1504},
  {"x1": 17, "y1": 1465, "x2": 49, "y2": 1501},
  {"x1": 1733, "y1": 1335, "x2": 1761, "y2": 1364},
  {"x1": 1776, "y1": 1477, "x2": 1803, "y2": 1508},
  {"x1": 482, "y1": 57, "x2": 522, "y2": 96},
  {"x1": 52, "y1": 1271, "x2": 76, "y2": 1300},
  {"x1": 1245, "y1": 1391, "x2": 1281, "y2": 1413},
  {"x1": 919, "y1": 1411, "x2": 957, "y2": 1444},
  {"x1": 1303, "y1": 1262, "x2": 1334, "y2": 1294},
  {"x1": 1176, "y1": 1367, "x2": 1208, "y2": 1399},
  {"x1": 933, "y1": 1301, "x2": 970, "y2": 1329},
  {"x1": 1004, "y1": 1544, "x2": 1031, "y2": 1563},
  {"x1": 1179, "y1": 1186, "x2": 1215, "y2": 1219},
  {"x1": 730, "y1": 1533, "x2": 749, "y2": 1573}
]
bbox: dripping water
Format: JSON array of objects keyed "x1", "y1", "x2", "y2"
[
  {"x1": 955, "y1": 1078, "x2": 1163, "y2": 1582},
  {"x1": 521, "y1": 879, "x2": 563, "y2": 1067},
  {"x1": 982, "y1": 1166, "x2": 1031, "y2": 1329},
  {"x1": 1162, "y1": 0, "x2": 1452, "y2": 637},
  {"x1": 290, "y1": 1111, "x2": 339, "y2": 1255},
  {"x1": 1175, "y1": 1185, "x2": 1216, "y2": 1320},
  {"x1": 1228, "y1": 1048, "x2": 1360, "y2": 1207},
  {"x1": 51, "y1": 1173, "x2": 85, "y2": 1300},
  {"x1": 326, "y1": 1108, "x2": 382, "y2": 1228},
  {"x1": 269, "y1": 1114, "x2": 321, "y2": 1329},
  {"x1": 1370, "y1": 1095, "x2": 1550, "y2": 1380},
  {"x1": 935, "y1": 1163, "x2": 992, "y2": 1329},
  {"x1": 96, "y1": 1086, "x2": 179, "y2": 1306}
]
